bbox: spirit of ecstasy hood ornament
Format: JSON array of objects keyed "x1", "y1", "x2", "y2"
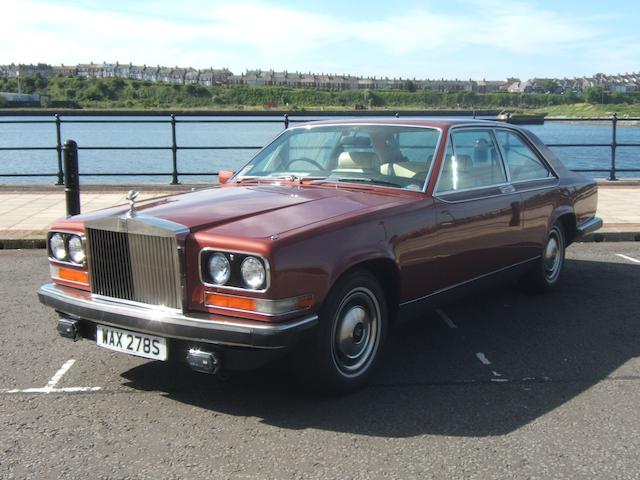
[{"x1": 126, "y1": 190, "x2": 139, "y2": 217}]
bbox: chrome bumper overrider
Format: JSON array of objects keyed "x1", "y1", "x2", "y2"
[
  {"x1": 576, "y1": 216, "x2": 603, "y2": 237},
  {"x1": 37, "y1": 283, "x2": 318, "y2": 349}
]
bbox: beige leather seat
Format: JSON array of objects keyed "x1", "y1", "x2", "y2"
[
  {"x1": 380, "y1": 155, "x2": 432, "y2": 179},
  {"x1": 334, "y1": 151, "x2": 380, "y2": 173}
]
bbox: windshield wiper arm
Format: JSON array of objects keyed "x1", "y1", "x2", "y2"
[{"x1": 329, "y1": 177, "x2": 402, "y2": 188}]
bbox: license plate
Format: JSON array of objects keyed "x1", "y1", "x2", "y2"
[{"x1": 96, "y1": 325, "x2": 167, "y2": 361}]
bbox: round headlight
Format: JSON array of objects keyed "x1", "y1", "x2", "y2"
[
  {"x1": 50, "y1": 233, "x2": 67, "y2": 260},
  {"x1": 68, "y1": 235, "x2": 85, "y2": 264},
  {"x1": 241, "y1": 256, "x2": 266, "y2": 289},
  {"x1": 208, "y1": 253, "x2": 230, "y2": 285}
]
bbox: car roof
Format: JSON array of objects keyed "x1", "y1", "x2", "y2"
[{"x1": 295, "y1": 117, "x2": 513, "y2": 130}]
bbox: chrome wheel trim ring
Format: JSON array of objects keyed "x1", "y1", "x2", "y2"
[
  {"x1": 330, "y1": 287, "x2": 381, "y2": 378},
  {"x1": 544, "y1": 229, "x2": 563, "y2": 282}
]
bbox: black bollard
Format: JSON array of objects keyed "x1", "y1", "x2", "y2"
[{"x1": 63, "y1": 139, "x2": 80, "y2": 217}]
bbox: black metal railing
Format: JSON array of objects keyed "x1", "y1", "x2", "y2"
[{"x1": 0, "y1": 112, "x2": 639, "y2": 183}]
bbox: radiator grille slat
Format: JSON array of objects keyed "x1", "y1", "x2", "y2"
[{"x1": 87, "y1": 227, "x2": 181, "y2": 310}]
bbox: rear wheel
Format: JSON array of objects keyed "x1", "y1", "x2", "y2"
[
  {"x1": 295, "y1": 270, "x2": 388, "y2": 394},
  {"x1": 522, "y1": 223, "x2": 565, "y2": 292}
]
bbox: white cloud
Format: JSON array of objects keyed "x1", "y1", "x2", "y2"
[{"x1": 0, "y1": 0, "x2": 621, "y2": 78}]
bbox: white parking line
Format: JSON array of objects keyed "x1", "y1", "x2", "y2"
[
  {"x1": 1, "y1": 359, "x2": 101, "y2": 395},
  {"x1": 436, "y1": 309, "x2": 458, "y2": 329},
  {"x1": 45, "y1": 359, "x2": 75, "y2": 391},
  {"x1": 616, "y1": 253, "x2": 640, "y2": 264},
  {"x1": 476, "y1": 352, "x2": 491, "y2": 365}
]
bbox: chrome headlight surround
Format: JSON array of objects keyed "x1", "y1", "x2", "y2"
[
  {"x1": 199, "y1": 249, "x2": 270, "y2": 292},
  {"x1": 47, "y1": 231, "x2": 86, "y2": 266}
]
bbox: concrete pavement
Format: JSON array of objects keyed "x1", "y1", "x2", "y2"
[
  {"x1": 0, "y1": 183, "x2": 638, "y2": 248},
  {"x1": 2, "y1": 243, "x2": 640, "y2": 478}
]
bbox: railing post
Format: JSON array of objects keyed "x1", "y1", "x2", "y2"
[
  {"x1": 63, "y1": 139, "x2": 80, "y2": 217},
  {"x1": 170, "y1": 113, "x2": 179, "y2": 184},
  {"x1": 283, "y1": 113, "x2": 289, "y2": 129},
  {"x1": 609, "y1": 112, "x2": 618, "y2": 181},
  {"x1": 55, "y1": 114, "x2": 64, "y2": 185}
]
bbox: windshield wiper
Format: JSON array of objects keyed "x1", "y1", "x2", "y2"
[{"x1": 328, "y1": 177, "x2": 402, "y2": 188}]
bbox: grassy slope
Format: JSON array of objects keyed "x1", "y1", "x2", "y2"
[{"x1": 531, "y1": 103, "x2": 640, "y2": 117}]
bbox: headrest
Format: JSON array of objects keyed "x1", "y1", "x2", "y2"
[
  {"x1": 339, "y1": 136, "x2": 372, "y2": 147},
  {"x1": 337, "y1": 151, "x2": 379, "y2": 169}
]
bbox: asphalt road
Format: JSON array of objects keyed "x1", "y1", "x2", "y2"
[{"x1": 1, "y1": 243, "x2": 640, "y2": 479}]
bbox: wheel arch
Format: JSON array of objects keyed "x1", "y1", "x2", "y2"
[
  {"x1": 329, "y1": 257, "x2": 401, "y2": 324},
  {"x1": 553, "y1": 210, "x2": 577, "y2": 246}
]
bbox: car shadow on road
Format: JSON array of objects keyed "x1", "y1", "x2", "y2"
[{"x1": 121, "y1": 257, "x2": 640, "y2": 438}]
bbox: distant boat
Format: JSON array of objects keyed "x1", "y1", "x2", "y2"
[{"x1": 497, "y1": 112, "x2": 546, "y2": 125}]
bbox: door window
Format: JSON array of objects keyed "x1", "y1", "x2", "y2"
[
  {"x1": 495, "y1": 130, "x2": 552, "y2": 182},
  {"x1": 437, "y1": 130, "x2": 507, "y2": 192}
]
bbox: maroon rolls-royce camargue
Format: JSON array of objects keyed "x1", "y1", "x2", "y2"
[{"x1": 37, "y1": 119, "x2": 602, "y2": 392}]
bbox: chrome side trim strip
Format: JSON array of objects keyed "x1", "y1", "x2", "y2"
[{"x1": 400, "y1": 256, "x2": 541, "y2": 307}]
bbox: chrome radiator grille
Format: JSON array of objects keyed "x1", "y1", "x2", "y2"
[{"x1": 86, "y1": 227, "x2": 182, "y2": 310}]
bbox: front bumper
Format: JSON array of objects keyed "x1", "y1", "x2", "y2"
[{"x1": 37, "y1": 283, "x2": 318, "y2": 350}]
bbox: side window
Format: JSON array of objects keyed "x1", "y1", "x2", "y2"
[
  {"x1": 437, "y1": 130, "x2": 506, "y2": 192},
  {"x1": 495, "y1": 130, "x2": 552, "y2": 181}
]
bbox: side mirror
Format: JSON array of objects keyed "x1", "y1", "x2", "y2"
[{"x1": 218, "y1": 170, "x2": 235, "y2": 185}]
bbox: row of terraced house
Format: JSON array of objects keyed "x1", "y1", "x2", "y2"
[{"x1": 1, "y1": 63, "x2": 639, "y2": 93}]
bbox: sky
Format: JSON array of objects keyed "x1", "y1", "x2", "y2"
[{"x1": 1, "y1": 0, "x2": 638, "y2": 80}]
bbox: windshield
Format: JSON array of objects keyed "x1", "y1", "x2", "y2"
[{"x1": 234, "y1": 124, "x2": 441, "y2": 190}]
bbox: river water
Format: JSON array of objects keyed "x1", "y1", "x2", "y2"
[{"x1": 1, "y1": 115, "x2": 638, "y2": 184}]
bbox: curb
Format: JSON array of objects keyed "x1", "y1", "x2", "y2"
[
  {"x1": 2, "y1": 232, "x2": 639, "y2": 250},
  {"x1": 579, "y1": 231, "x2": 640, "y2": 243},
  {"x1": 0, "y1": 238, "x2": 47, "y2": 249}
]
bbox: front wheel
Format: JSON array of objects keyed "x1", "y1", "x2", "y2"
[
  {"x1": 521, "y1": 223, "x2": 565, "y2": 293},
  {"x1": 294, "y1": 270, "x2": 388, "y2": 394}
]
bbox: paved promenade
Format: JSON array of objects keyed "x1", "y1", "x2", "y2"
[{"x1": 0, "y1": 183, "x2": 638, "y2": 247}]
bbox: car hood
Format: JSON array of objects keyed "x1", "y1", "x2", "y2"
[{"x1": 78, "y1": 184, "x2": 413, "y2": 238}]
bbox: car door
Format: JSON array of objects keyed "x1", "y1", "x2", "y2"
[
  {"x1": 430, "y1": 128, "x2": 525, "y2": 289},
  {"x1": 494, "y1": 128, "x2": 560, "y2": 259}
]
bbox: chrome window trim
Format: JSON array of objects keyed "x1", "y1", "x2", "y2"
[
  {"x1": 47, "y1": 230, "x2": 87, "y2": 267},
  {"x1": 435, "y1": 189, "x2": 517, "y2": 204},
  {"x1": 400, "y1": 256, "x2": 541, "y2": 307},
  {"x1": 199, "y1": 247, "x2": 271, "y2": 293},
  {"x1": 235, "y1": 122, "x2": 443, "y2": 194},
  {"x1": 433, "y1": 124, "x2": 563, "y2": 198},
  {"x1": 492, "y1": 127, "x2": 559, "y2": 179},
  {"x1": 433, "y1": 127, "x2": 510, "y2": 197}
]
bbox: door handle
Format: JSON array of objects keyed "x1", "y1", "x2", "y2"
[
  {"x1": 499, "y1": 184, "x2": 516, "y2": 194},
  {"x1": 439, "y1": 210, "x2": 454, "y2": 227}
]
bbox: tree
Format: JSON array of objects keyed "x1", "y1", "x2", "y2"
[
  {"x1": 404, "y1": 80, "x2": 416, "y2": 92},
  {"x1": 584, "y1": 86, "x2": 606, "y2": 104},
  {"x1": 542, "y1": 79, "x2": 559, "y2": 94}
]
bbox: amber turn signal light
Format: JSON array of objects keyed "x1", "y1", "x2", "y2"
[
  {"x1": 50, "y1": 265, "x2": 89, "y2": 285},
  {"x1": 204, "y1": 292, "x2": 314, "y2": 315}
]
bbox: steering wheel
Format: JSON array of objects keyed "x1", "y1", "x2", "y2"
[{"x1": 284, "y1": 157, "x2": 325, "y2": 170}]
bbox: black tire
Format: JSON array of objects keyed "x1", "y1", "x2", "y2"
[
  {"x1": 521, "y1": 223, "x2": 565, "y2": 293},
  {"x1": 294, "y1": 270, "x2": 388, "y2": 394}
]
